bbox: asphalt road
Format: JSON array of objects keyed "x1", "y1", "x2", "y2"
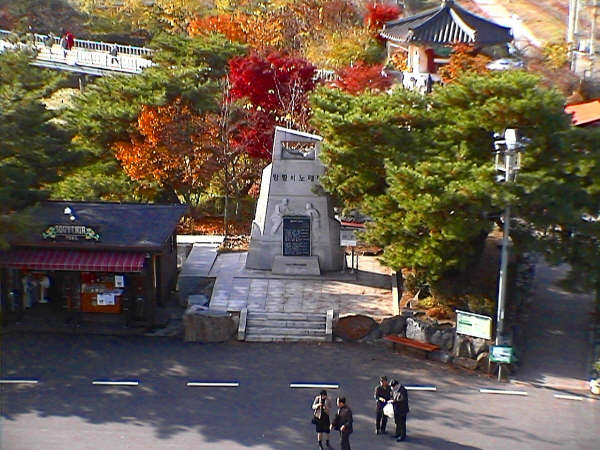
[{"x1": 1, "y1": 334, "x2": 598, "y2": 450}]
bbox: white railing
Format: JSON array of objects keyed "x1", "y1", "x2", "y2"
[
  {"x1": 0, "y1": 29, "x2": 154, "y2": 74},
  {"x1": 35, "y1": 45, "x2": 154, "y2": 74},
  {"x1": 1, "y1": 29, "x2": 153, "y2": 57}
]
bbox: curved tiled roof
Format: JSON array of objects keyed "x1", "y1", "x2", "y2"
[{"x1": 381, "y1": 0, "x2": 512, "y2": 46}]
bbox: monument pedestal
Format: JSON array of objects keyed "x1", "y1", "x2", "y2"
[{"x1": 272, "y1": 256, "x2": 321, "y2": 276}]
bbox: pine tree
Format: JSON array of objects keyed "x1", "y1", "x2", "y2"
[
  {"x1": 311, "y1": 71, "x2": 599, "y2": 290},
  {"x1": 0, "y1": 50, "x2": 74, "y2": 247}
]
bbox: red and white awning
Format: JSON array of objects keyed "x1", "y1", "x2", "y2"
[{"x1": 0, "y1": 249, "x2": 146, "y2": 272}]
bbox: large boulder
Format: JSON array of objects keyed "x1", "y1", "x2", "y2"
[
  {"x1": 428, "y1": 350, "x2": 453, "y2": 364},
  {"x1": 183, "y1": 306, "x2": 237, "y2": 343},
  {"x1": 405, "y1": 317, "x2": 436, "y2": 342},
  {"x1": 429, "y1": 330, "x2": 444, "y2": 347},
  {"x1": 441, "y1": 328, "x2": 455, "y2": 352},
  {"x1": 335, "y1": 315, "x2": 377, "y2": 341},
  {"x1": 455, "y1": 335, "x2": 475, "y2": 358},
  {"x1": 472, "y1": 338, "x2": 490, "y2": 356},
  {"x1": 378, "y1": 316, "x2": 407, "y2": 336},
  {"x1": 453, "y1": 356, "x2": 478, "y2": 371},
  {"x1": 476, "y1": 352, "x2": 490, "y2": 371}
]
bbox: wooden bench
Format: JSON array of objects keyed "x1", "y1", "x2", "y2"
[{"x1": 384, "y1": 335, "x2": 439, "y2": 356}]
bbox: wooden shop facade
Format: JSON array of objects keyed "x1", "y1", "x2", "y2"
[{"x1": 0, "y1": 201, "x2": 188, "y2": 327}]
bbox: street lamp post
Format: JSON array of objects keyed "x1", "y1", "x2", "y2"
[{"x1": 493, "y1": 129, "x2": 525, "y2": 377}]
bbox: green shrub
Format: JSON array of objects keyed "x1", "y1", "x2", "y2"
[{"x1": 462, "y1": 294, "x2": 496, "y2": 316}]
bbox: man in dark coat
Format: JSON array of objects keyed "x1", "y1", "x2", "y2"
[
  {"x1": 390, "y1": 380, "x2": 409, "y2": 442},
  {"x1": 331, "y1": 396, "x2": 353, "y2": 450},
  {"x1": 374, "y1": 375, "x2": 391, "y2": 434}
]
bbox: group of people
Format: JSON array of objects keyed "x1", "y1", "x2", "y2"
[
  {"x1": 310, "y1": 376, "x2": 409, "y2": 450},
  {"x1": 311, "y1": 392, "x2": 352, "y2": 450},
  {"x1": 374, "y1": 376, "x2": 409, "y2": 442},
  {"x1": 59, "y1": 30, "x2": 75, "y2": 57}
]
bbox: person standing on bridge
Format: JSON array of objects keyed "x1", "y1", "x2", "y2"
[
  {"x1": 65, "y1": 31, "x2": 74, "y2": 50},
  {"x1": 110, "y1": 43, "x2": 119, "y2": 65},
  {"x1": 60, "y1": 32, "x2": 68, "y2": 57}
]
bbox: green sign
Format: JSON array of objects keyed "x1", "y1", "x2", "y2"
[
  {"x1": 490, "y1": 345, "x2": 513, "y2": 364},
  {"x1": 456, "y1": 310, "x2": 492, "y2": 340}
]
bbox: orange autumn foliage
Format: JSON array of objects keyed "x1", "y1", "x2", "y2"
[
  {"x1": 188, "y1": 12, "x2": 285, "y2": 52},
  {"x1": 438, "y1": 43, "x2": 491, "y2": 84},
  {"x1": 114, "y1": 97, "x2": 220, "y2": 204}
]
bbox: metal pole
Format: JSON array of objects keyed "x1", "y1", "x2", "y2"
[{"x1": 496, "y1": 204, "x2": 510, "y2": 345}]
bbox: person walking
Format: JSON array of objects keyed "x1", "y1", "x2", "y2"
[
  {"x1": 312, "y1": 390, "x2": 333, "y2": 449},
  {"x1": 65, "y1": 31, "x2": 75, "y2": 50},
  {"x1": 109, "y1": 43, "x2": 119, "y2": 65},
  {"x1": 331, "y1": 396, "x2": 353, "y2": 450},
  {"x1": 374, "y1": 375, "x2": 391, "y2": 434},
  {"x1": 390, "y1": 380, "x2": 409, "y2": 442},
  {"x1": 59, "y1": 32, "x2": 68, "y2": 57}
]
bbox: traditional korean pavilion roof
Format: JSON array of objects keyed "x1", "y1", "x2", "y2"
[{"x1": 380, "y1": 0, "x2": 512, "y2": 46}]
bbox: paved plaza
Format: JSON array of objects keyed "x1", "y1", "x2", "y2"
[{"x1": 207, "y1": 251, "x2": 394, "y2": 319}]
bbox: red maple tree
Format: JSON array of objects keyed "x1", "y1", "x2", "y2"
[
  {"x1": 364, "y1": 2, "x2": 402, "y2": 31},
  {"x1": 227, "y1": 52, "x2": 317, "y2": 159},
  {"x1": 332, "y1": 62, "x2": 394, "y2": 94}
]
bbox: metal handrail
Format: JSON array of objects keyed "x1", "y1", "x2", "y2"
[{"x1": 0, "y1": 28, "x2": 153, "y2": 57}]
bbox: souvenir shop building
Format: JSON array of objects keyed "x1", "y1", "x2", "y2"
[{"x1": 0, "y1": 201, "x2": 188, "y2": 326}]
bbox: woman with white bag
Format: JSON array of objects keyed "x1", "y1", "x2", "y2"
[{"x1": 312, "y1": 390, "x2": 333, "y2": 449}]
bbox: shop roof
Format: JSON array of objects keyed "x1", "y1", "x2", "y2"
[
  {"x1": 565, "y1": 99, "x2": 600, "y2": 127},
  {"x1": 11, "y1": 201, "x2": 189, "y2": 251},
  {"x1": 380, "y1": 0, "x2": 512, "y2": 46}
]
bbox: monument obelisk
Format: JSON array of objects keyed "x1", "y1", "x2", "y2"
[{"x1": 246, "y1": 127, "x2": 345, "y2": 274}]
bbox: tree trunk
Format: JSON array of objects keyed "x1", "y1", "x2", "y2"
[{"x1": 223, "y1": 194, "x2": 229, "y2": 238}]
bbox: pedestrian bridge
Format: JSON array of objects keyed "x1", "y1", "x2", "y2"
[
  {"x1": 0, "y1": 29, "x2": 154, "y2": 76},
  {"x1": 0, "y1": 29, "x2": 342, "y2": 81}
]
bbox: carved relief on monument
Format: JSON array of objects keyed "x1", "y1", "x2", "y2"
[{"x1": 270, "y1": 198, "x2": 290, "y2": 234}]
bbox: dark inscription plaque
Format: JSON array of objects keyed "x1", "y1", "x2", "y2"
[{"x1": 282, "y1": 216, "x2": 311, "y2": 256}]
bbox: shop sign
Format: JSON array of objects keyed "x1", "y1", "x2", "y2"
[
  {"x1": 490, "y1": 345, "x2": 513, "y2": 364},
  {"x1": 456, "y1": 310, "x2": 492, "y2": 340},
  {"x1": 42, "y1": 225, "x2": 100, "y2": 241}
]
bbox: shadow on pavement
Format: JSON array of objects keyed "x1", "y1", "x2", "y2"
[{"x1": 1, "y1": 334, "x2": 557, "y2": 449}]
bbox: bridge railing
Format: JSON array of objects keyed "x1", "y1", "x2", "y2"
[
  {"x1": 1, "y1": 29, "x2": 154, "y2": 57},
  {"x1": 35, "y1": 46, "x2": 154, "y2": 74}
]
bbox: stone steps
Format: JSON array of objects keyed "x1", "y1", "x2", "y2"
[
  {"x1": 246, "y1": 319, "x2": 326, "y2": 329},
  {"x1": 244, "y1": 334, "x2": 329, "y2": 343},
  {"x1": 240, "y1": 309, "x2": 333, "y2": 343}
]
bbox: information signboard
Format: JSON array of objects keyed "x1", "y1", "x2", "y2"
[
  {"x1": 490, "y1": 345, "x2": 513, "y2": 364},
  {"x1": 283, "y1": 216, "x2": 311, "y2": 256},
  {"x1": 456, "y1": 310, "x2": 492, "y2": 340},
  {"x1": 340, "y1": 229, "x2": 357, "y2": 247}
]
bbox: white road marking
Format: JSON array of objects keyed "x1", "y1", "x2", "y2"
[
  {"x1": 554, "y1": 394, "x2": 584, "y2": 401},
  {"x1": 92, "y1": 380, "x2": 139, "y2": 386},
  {"x1": 290, "y1": 383, "x2": 339, "y2": 389},
  {"x1": 186, "y1": 382, "x2": 239, "y2": 387},
  {"x1": 0, "y1": 379, "x2": 39, "y2": 384},
  {"x1": 479, "y1": 388, "x2": 528, "y2": 396},
  {"x1": 405, "y1": 385, "x2": 437, "y2": 391}
]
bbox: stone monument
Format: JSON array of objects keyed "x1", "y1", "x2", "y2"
[{"x1": 246, "y1": 127, "x2": 345, "y2": 274}]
